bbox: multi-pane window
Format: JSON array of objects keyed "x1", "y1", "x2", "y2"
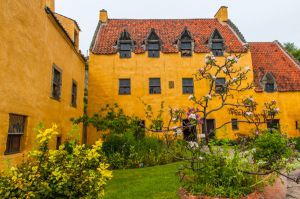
[
  {"x1": 52, "y1": 66, "x2": 62, "y2": 100},
  {"x1": 147, "y1": 29, "x2": 161, "y2": 58},
  {"x1": 212, "y1": 42, "x2": 224, "y2": 56},
  {"x1": 211, "y1": 29, "x2": 224, "y2": 56},
  {"x1": 148, "y1": 42, "x2": 160, "y2": 57},
  {"x1": 182, "y1": 78, "x2": 194, "y2": 94},
  {"x1": 180, "y1": 41, "x2": 192, "y2": 57},
  {"x1": 215, "y1": 78, "x2": 226, "y2": 93},
  {"x1": 149, "y1": 78, "x2": 161, "y2": 94},
  {"x1": 267, "y1": 119, "x2": 280, "y2": 130},
  {"x1": 119, "y1": 79, "x2": 131, "y2": 95},
  {"x1": 265, "y1": 83, "x2": 275, "y2": 92},
  {"x1": 231, "y1": 119, "x2": 239, "y2": 130},
  {"x1": 118, "y1": 30, "x2": 133, "y2": 58},
  {"x1": 5, "y1": 114, "x2": 26, "y2": 154},
  {"x1": 119, "y1": 42, "x2": 132, "y2": 58},
  {"x1": 71, "y1": 80, "x2": 77, "y2": 107}
]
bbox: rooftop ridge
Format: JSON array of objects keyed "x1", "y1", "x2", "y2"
[{"x1": 108, "y1": 18, "x2": 217, "y2": 21}]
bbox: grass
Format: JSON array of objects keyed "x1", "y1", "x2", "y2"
[{"x1": 104, "y1": 162, "x2": 183, "y2": 199}]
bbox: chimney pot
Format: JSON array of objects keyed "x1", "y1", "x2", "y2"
[
  {"x1": 100, "y1": 9, "x2": 108, "y2": 23},
  {"x1": 214, "y1": 6, "x2": 228, "y2": 22}
]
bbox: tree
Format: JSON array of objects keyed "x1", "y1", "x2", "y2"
[{"x1": 284, "y1": 42, "x2": 300, "y2": 63}]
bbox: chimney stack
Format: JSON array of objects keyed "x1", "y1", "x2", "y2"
[
  {"x1": 99, "y1": 9, "x2": 108, "y2": 23},
  {"x1": 214, "y1": 6, "x2": 228, "y2": 22}
]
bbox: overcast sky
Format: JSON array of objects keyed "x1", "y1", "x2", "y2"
[{"x1": 55, "y1": 0, "x2": 300, "y2": 56}]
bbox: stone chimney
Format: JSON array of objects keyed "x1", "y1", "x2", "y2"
[
  {"x1": 214, "y1": 6, "x2": 228, "y2": 22},
  {"x1": 46, "y1": 0, "x2": 55, "y2": 11},
  {"x1": 99, "y1": 9, "x2": 108, "y2": 23}
]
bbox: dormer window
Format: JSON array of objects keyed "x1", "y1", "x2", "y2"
[
  {"x1": 210, "y1": 29, "x2": 224, "y2": 56},
  {"x1": 261, "y1": 73, "x2": 277, "y2": 93},
  {"x1": 179, "y1": 28, "x2": 193, "y2": 57},
  {"x1": 118, "y1": 30, "x2": 133, "y2": 58},
  {"x1": 147, "y1": 29, "x2": 161, "y2": 58}
]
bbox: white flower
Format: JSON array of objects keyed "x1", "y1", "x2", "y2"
[
  {"x1": 252, "y1": 148, "x2": 256, "y2": 153},
  {"x1": 173, "y1": 127, "x2": 183, "y2": 136},
  {"x1": 211, "y1": 75, "x2": 216, "y2": 80},
  {"x1": 275, "y1": 108, "x2": 280, "y2": 112},
  {"x1": 205, "y1": 54, "x2": 216, "y2": 63},
  {"x1": 245, "y1": 112, "x2": 253, "y2": 116},
  {"x1": 247, "y1": 97, "x2": 254, "y2": 102},
  {"x1": 231, "y1": 77, "x2": 238, "y2": 82},
  {"x1": 223, "y1": 68, "x2": 228, "y2": 73},
  {"x1": 188, "y1": 114, "x2": 197, "y2": 120},
  {"x1": 199, "y1": 156, "x2": 204, "y2": 160},
  {"x1": 245, "y1": 66, "x2": 251, "y2": 71},
  {"x1": 174, "y1": 108, "x2": 179, "y2": 112},
  {"x1": 205, "y1": 94, "x2": 212, "y2": 100},
  {"x1": 188, "y1": 141, "x2": 199, "y2": 149},
  {"x1": 227, "y1": 56, "x2": 239, "y2": 63},
  {"x1": 188, "y1": 95, "x2": 195, "y2": 101},
  {"x1": 172, "y1": 117, "x2": 177, "y2": 121}
]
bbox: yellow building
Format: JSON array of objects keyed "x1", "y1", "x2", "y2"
[
  {"x1": 0, "y1": 0, "x2": 85, "y2": 167},
  {"x1": 88, "y1": 7, "x2": 300, "y2": 143}
]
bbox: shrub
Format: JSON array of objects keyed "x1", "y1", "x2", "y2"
[
  {"x1": 0, "y1": 124, "x2": 112, "y2": 199},
  {"x1": 293, "y1": 136, "x2": 300, "y2": 151}
]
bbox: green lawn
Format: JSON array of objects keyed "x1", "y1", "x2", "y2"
[{"x1": 104, "y1": 162, "x2": 183, "y2": 199}]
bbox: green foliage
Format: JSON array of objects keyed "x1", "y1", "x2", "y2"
[
  {"x1": 179, "y1": 147, "x2": 260, "y2": 198},
  {"x1": 102, "y1": 132, "x2": 184, "y2": 169},
  {"x1": 284, "y1": 42, "x2": 300, "y2": 63},
  {"x1": 72, "y1": 104, "x2": 145, "y2": 139},
  {"x1": 252, "y1": 130, "x2": 296, "y2": 171},
  {"x1": 143, "y1": 101, "x2": 164, "y2": 131},
  {"x1": 0, "y1": 125, "x2": 112, "y2": 199},
  {"x1": 293, "y1": 136, "x2": 300, "y2": 151}
]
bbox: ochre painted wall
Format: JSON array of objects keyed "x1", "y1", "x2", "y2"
[
  {"x1": 0, "y1": 0, "x2": 85, "y2": 168},
  {"x1": 87, "y1": 51, "x2": 300, "y2": 144}
]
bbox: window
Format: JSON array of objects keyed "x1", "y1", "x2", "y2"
[
  {"x1": 231, "y1": 119, "x2": 239, "y2": 130},
  {"x1": 52, "y1": 66, "x2": 62, "y2": 100},
  {"x1": 262, "y1": 73, "x2": 276, "y2": 93},
  {"x1": 149, "y1": 78, "x2": 161, "y2": 94},
  {"x1": 71, "y1": 80, "x2": 77, "y2": 107},
  {"x1": 296, "y1": 121, "x2": 299, "y2": 130},
  {"x1": 267, "y1": 119, "x2": 280, "y2": 130},
  {"x1": 147, "y1": 29, "x2": 160, "y2": 58},
  {"x1": 169, "y1": 81, "x2": 174, "y2": 89},
  {"x1": 179, "y1": 28, "x2": 193, "y2": 57},
  {"x1": 182, "y1": 78, "x2": 194, "y2": 94},
  {"x1": 210, "y1": 29, "x2": 224, "y2": 56},
  {"x1": 215, "y1": 78, "x2": 226, "y2": 93},
  {"x1": 56, "y1": 136, "x2": 62, "y2": 150},
  {"x1": 5, "y1": 114, "x2": 26, "y2": 154},
  {"x1": 119, "y1": 79, "x2": 131, "y2": 95},
  {"x1": 118, "y1": 30, "x2": 133, "y2": 58}
]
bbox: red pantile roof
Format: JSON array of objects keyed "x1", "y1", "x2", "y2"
[
  {"x1": 91, "y1": 19, "x2": 247, "y2": 54},
  {"x1": 250, "y1": 41, "x2": 300, "y2": 92}
]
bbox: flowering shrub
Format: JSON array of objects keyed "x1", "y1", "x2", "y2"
[{"x1": 0, "y1": 124, "x2": 112, "y2": 199}]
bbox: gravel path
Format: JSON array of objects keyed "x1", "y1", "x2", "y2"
[{"x1": 287, "y1": 169, "x2": 300, "y2": 199}]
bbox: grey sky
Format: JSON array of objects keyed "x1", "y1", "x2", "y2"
[{"x1": 55, "y1": 0, "x2": 300, "y2": 55}]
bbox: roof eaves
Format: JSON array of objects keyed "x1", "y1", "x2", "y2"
[
  {"x1": 90, "y1": 21, "x2": 102, "y2": 52},
  {"x1": 54, "y1": 12, "x2": 81, "y2": 31},
  {"x1": 226, "y1": 19, "x2": 247, "y2": 44},
  {"x1": 274, "y1": 40, "x2": 300, "y2": 69}
]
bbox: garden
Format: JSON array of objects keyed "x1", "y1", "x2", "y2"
[{"x1": 1, "y1": 53, "x2": 300, "y2": 199}]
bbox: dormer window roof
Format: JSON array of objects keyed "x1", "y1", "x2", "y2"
[
  {"x1": 118, "y1": 29, "x2": 133, "y2": 58},
  {"x1": 210, "y1": 29, "x2": 224, "y2": 56},
  {"x1": 261, "y1": 72, "x2": 277, "y2": 93},
  {"x1": 146, "y1": 28, "x2": 161, "y2": 58},
  {"x1": 179, "y1": 27, "x2": 193, "y2": 57}
]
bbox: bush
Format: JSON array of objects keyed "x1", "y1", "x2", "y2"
[
  {"x1": 0, "y1": 125, "x2": 112, "y2": 199},
  {"x1": 292, "y1": 136, "x2": 300, "y2": 151}
]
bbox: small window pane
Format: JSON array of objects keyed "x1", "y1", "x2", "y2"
[
  {"x1": 119, "y1": 79, "x2": 131, "y2": 95},
  {"x1": 212, "y1": 42, "x2": 223, "y2": 50},
  {"x1": 265, "y1": 83, "x2": 274, "y2": 92},
  {"x1": 148, "y1": 43, "x2": 160, "y2": 50},
  {"x1": 181, "y1": 42, "x2": 192, "y2": 50},
  {"x1": 149, "y1": 78, "x2": 161, "y2": 94},
  {"x1": 52, "y1": 66, "x2": 61, "y2": 100},
  {"x1": 120, "y1": 51, "x2": 131, "y2": 58},
  {"x1": 71, "y1": 81, "x2": 77, "y2": 107},
  {"x1": 182, "y1": 78, "x2": 194, "y2": 94},
  {"x1": 232, "y1": 119, "x2": 238, "y2": 130},
  {"x1": 215, "y1": 78, "x2": 226, "y2": 93},
  {"x1": 6, "y1": 114, "x2": 26, "y2": 154},
  {"x1": 267, "y1": 119, "x2": 280, "y2": 130},
  {"x1": 120, "y1": 43, "x2": 131, "y2": 51},
  {"x1": 148, "y1": 50, "x2": 160, "y2": 58}
]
